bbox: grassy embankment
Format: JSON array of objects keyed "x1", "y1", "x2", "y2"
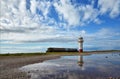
[
  {"x1": 0, "y1": 52, "x2": 79, "y2": 57},
  {"x1": 0, "y1": 52, "x2": 46, "y2": 56},
  {"x1": 0, "y1": 50, "x2": 120, "y2": 56}
]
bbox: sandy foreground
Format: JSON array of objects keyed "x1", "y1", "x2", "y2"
[
  {"x1": 0, "y1": 52, "x2": 119, "y2": 79},
  {"x1": 0, "y1": 55, "x2": 60, "y2": 79}
]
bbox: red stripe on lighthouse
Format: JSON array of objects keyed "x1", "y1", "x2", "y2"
[{"x1": 79, "y1": 49, "x2": 83, "y2": 52}]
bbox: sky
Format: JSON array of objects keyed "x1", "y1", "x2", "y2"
[{"x1": 0, "y1": 0, "x2": 120, "y2": 53}]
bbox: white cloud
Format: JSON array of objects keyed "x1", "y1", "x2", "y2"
[
  {"x1": 19, "y1": 0, "x2": 27, "y2": 14},
  {"x1": 37, "y1": 1, "x2": 51, "y2": 18},
  {"x1": 79, "y1": 5, "x2": 99, "y2": 24},
  {"x1": 30, "y1": 0, "x2": 37, "y2": 14},
  {"x1": 93, "y1": 18, "x2": 102, "y2": 24},
  {"x1": 0, "y1": 45, "x2": 46, "y2": 53},
  {"x1": 54, "y1": 0, "x2": 80, "y2": 26},
  {"x1": 54, "y1": 0, "x2": 101, "y2": 26},
  {"x1": 110, "y1": 0, "x2": 120, "y2": 18},
  {"x1": 0, "y1": 0, "x2": 120, "y2": 53},
  {"x1": 98, "y1": 0, "x2": 120, "y2": 18},
  {"x1": 83, "y1": 28, "x2": 120, "y2": 50}
]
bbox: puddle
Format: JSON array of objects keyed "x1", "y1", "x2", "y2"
[{"x1": 20, "y1": 53, "x2": 120, "y2": 79}]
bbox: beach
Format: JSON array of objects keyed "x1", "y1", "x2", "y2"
[
  {"x1": 0, "y1": 55, "x2": 60, "y2": 79},
  {"x1": 0, "y1": 51, "x2": 120, "y2": 79}
]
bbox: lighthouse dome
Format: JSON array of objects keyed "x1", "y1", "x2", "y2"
[{"x1": 79, "y1": 37, "x2": 83, "y2": 39}]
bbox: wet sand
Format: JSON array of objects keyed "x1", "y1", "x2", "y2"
[
  {"x1": 20, "y1": 52, "x2": 120, "y2": 79},
  {"x1": 0, "y1": 52, "x2": 119, "y2": 79},
  {"x1": 0, "y1": 55, "x2": 60, "y2": 79}
]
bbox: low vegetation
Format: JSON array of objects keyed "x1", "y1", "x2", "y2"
[
  {"x1": 0, "y1": 52, "x2": 46, "y2": 56},
  {"x1": 0, "y1": 50, "x2": 120, "y2": 56},
  {"x1": 0, "y1": 52, "x2": 79, "y2": 57}
]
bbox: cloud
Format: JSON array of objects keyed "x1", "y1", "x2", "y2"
[
  {"x1": 30, "y1": 0, "x2": 37, "y2": 14},
  {"x1": 84, "y1": 28, "x2": 120, "y2": 50},
  {"x1": 1, "y1": 27, "x2": 120, "y2": 53},
  {"x1": 54, "y1": 0, "x2": 80, "y2": 26},
  {"x1": 98, "y1": 0, "x2": 120, "y2": 18},
  {"x1": 0, "y1": 0, "x2": 120, "y2": 53},
  {"x1": 79, "y1": 5, "x2": 99, "y2": 24},
  {"x1": 0, "y1": 26, "x2": 37, "y2": 33},
  {"x1": 37, "y1": 0, "x2": 51, "y2": 18},
  {"x1": 0, "y1": 45, "x2": 46, "y2": 53},
  {"x1": 93, "y1": 18, "x2": 102, "y2": 24},
  {"x1": 53, "y1": 0, "x2": 103, "y2": 26},
  {"x1": 19, "y1": 0, "x2": 27, "y2": 14},
  {"x1": 1, "y1": 0, "x2": 119, "y2": 33}
]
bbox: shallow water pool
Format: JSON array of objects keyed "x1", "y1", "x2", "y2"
[{"x1": 20, "y1": 53, "x2": 120, "y2": 79}]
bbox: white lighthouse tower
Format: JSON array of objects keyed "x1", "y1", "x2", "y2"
[{"x1": 78, "y1": 37, "x2": 84, "y2": 52}]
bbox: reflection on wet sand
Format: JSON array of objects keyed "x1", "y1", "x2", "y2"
[
  {"x1": 78, "y1": 55, "x2": 84, "y2": 67},
  {"x1": 20, "y1": 53, "x2": 120, "y2": 79}
]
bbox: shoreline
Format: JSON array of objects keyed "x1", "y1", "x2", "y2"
[
  {"x1": 0, "y1": 52, "x2": 120, "y2": 79},
  {"x1": 0, "y1": 55, "x2": 60, "y2": 79}
]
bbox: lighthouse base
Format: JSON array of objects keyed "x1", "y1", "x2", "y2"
[{"x1": 79, "y1": 49, "x2": 83, "y2": 52}]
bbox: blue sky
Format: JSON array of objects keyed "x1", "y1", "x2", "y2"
[{"x1": 0, "y1": 0, "x2": 120, "y2": 53}]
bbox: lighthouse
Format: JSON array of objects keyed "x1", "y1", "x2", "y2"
[{"x1": 78, "y1": 37, "x2": 84, "y2": 52}]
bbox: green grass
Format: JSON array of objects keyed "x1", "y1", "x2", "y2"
[
  {"x1": 0, "y1": 50, "x2": 120, "y2": 56},
  {"x1": 0, "y1": 52, "x2": 80, "y2": 56},
  {"x1": 0, "y1": 52, "x2": 46, "y2": 56},
  {"x1": 0, "y1": 52, "x2": 79, "y2": 56}
]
